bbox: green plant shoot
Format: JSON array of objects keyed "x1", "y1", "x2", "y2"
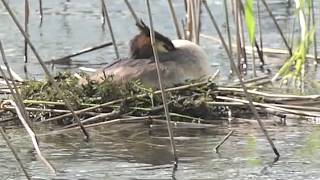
[{"x1": 244, "y1": 0, "x2": 255, "y2": 46}]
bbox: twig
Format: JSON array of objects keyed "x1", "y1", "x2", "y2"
[
  {"x1": 217, "y1": 87, "x2": 320, "y2": 100},
  {"x1": 1, "y1": 0, "x2": 90, "y2": 140},
  {"x1": 47, "y1": 42, "x2": 113, "y2": 64},
  {"x1": 230, "y1": 75, "x2": 269, "y2": 86},
  {"x1": 0, "y1": 127, "x2": 31, "y2": 179},
  {"x1": 2, "y1": 104, "x2": 102, "y2": 116},
  {"x1": 23, "y1": 99, "x2": 97, "y2": 107},
  {"x1": 146, "y1": 0, "x2": 178, "y2": 166},
  {"x1": 216, "y1": 96, "x2": 320, "y2": 117},
  {"x1": 64, "y1": 111, "x2": 119, "y2": 128},
  {"x1": 101, "y1": 0, "x2": 119, "y2": 59},
  {"x1": 214, "y1": 130, "x2": 234, "y2": 153}
]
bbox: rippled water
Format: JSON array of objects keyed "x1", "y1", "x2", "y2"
[{"x1": 1, "y1": 0, "x2": 320, "y2": 179}]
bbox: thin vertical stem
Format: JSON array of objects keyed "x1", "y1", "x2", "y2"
[
  {"x1": 101, "y1": 0, "x2": 120, "y2": 59},
  {"x1": 145, "y1": 0, "x2": 178, "y2": 166},
  {"x1": 0, "y1": 41, "x2": 31, "y2": 126},
  {"x1": 1, "y1": 0, "x2": 90, "y2": 140},
  {"x1": 203, "y1": 0, "x2": 280, "y2": 160},
  {"x1": 24, "y1": 0, "x2": 29, "y2": 63},
  {"x1": 261, "y1": 0, "x2": 292, "y2": 56},
  {"x1": 234, "y1": 0, "x2": 241, "y2": 70},
  {"x1": 101, "y1": 0, "x2": 106, "y2": 25},
  {"x1": 238, "y1": 3, "x2": 247, "y2": 72},
  {"x1": 252, "y1": 43, "x2": 256, "y2": 77},
  {"x1": 167, "y1": 0, "x2": 182, "y2": 39},
  {"x1": 196, "y1": 0, "x2": 202, "y2": 44},
  {"x1": 124, "y1": 0, "x2": 139, "y2": 23},
  {"x1": 311, "y1": 0, "x2": 318, "y2": 64},
  {"x1": 257, "y1": 0, "x2": 264, "y2": 66},
  {"x1": 39, "y1": 0, "x2": 43, "y2": 25},
  {"x1": 224, "y1": 0, "x2": 232, "y2": 57}
]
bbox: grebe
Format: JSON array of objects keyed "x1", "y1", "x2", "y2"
[{"x1": 79, "y1": 20, "x2": 210, "y2": 88}]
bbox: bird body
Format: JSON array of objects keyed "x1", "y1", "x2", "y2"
[{"x1": 79, "y1": 21, "x2": 210, "y2": 88}]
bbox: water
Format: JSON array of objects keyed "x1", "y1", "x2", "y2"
[
  {"x1": 2, "y1": 118, "x2": 320, "y2": 179},
  {"x1": 1, "y1": 0, "x2": 320, "y2": 179}
]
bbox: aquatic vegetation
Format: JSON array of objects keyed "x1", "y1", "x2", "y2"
[{"x1": 19, "y1": 72, "x2": 232, "y2": 122}]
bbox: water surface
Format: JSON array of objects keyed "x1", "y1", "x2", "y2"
[{"x1": 1, "y1": 0, "x2": 320, "y2": 179}]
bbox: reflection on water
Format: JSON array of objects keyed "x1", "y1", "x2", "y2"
[
  {"x1": 1, "y1": 0, "x2": 320, "y2": 179},
  {"x1": 1, "y1": 119, "x2": 320, "y2": 179}
]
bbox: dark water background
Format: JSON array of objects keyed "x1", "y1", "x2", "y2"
[{"x1": 1, "y1": 0, "x2": 320, "y2": 179}]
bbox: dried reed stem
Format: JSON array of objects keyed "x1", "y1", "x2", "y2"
[
  {"x1": 39, "y1": 0, "x2": 43, "y2": 25},
  {"x1": 48, "y1": 41, "x2": 113, "y2": 64},
  {"x1": 146, "y1": 0, "x2": 178, "y2": 166},
  {"x1": 123, "y1": 0, "x2": 139, "y2": 22},
  {"x1": 0, "y1": 41, "x2": 31, "y2": 125},
  {"x1": 311, "y1": 0, "x2": 318, "y2": 64},
  {"x1": 24, "y1": 0, "x2": 29, "y2": 63},
  {"x1": 1, "y1": 0, "x2": 90, "y2": 140},
  {"x1": 101, "y1": 0, "x2": 120, "y2": 59},
  {"x1": 261, "y1": 0, "x2": 292, "y2": 56},
  {"x1": 216, "y1": 96, "x2": 320, "y2": 117},
  {"x1": 224, "y1": 0, "x2": 233, "y2": 73},
  {"x1": 6, "y1": 100, "x2": 56, "y2": 174},
  {"x1": 214, "y1": 130, "x2": 234, "y2": 153}
]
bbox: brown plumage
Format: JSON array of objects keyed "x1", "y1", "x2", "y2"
[
  {"x1": 129, "y1": 20, "x2": 175, "y2": 59},
  {"x1": 79, "y1": 20, "x2": 210, "y2": 88}
]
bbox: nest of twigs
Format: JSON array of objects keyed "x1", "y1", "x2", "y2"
[{"x1": 15, "y1": 72, "x2": 247, "y2": 125}]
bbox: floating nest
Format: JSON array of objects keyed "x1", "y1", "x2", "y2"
[{"x1": 9, "y1": 71, "x2": 248, "y2": 126}]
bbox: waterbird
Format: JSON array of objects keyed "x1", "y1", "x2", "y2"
[{"x1": 79, "y1": 20, "x2": 210, "y2": 88}]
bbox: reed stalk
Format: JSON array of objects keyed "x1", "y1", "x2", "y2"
[
  {"x1": 0, "y1": 42, "x2": 31, "y2": 125},
  {"x1": 6, "y1": 100, "x2": 56, "y2": 174},
  {"x1": 224, "y1": 0, "x2": 233, "y2": 73},
  {"x1": 123, "y1": 0, "x2": 138, "y2": 22},
  {"x1": 311, "y1": 0, "x2": 318, "y2": 64},
  {"x1": 48, "y1": 41, "x2": 113, "y2": 64},
  {"x1": 261, "y1": 0, "x2": 292, "y2": 56},
  {"x1": 101, "y1": 0, "x2": 120, "y2": 59},
  {"x1": 145, "y1": 0, "x2": 178, "y2": 166},
  {"x1": 24, "y1": 0, "x2": 29, "y2": 63},
  {"x1": 214, "y1": 130, "x2": 234, "y2": 153},
  {"x1": 39, "y1": 0, "x2": 43, "y2": 25}
]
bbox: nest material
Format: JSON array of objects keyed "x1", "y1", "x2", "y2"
[{"x1": 18, "y1": 72, "x2": 242, "y2": 124}]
